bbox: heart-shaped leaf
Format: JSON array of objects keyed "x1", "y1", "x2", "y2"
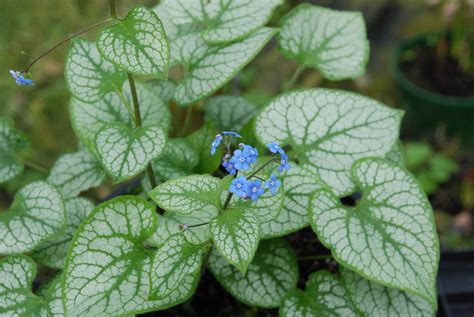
[
  {"x1": 308, "y1": 158, "x2": 439, "y2": 306},
  {"x1": 0, "y1": 181, "x2": 65, "y2": 255},
  {"x1": 0, "y1": 256, "x2": 47, "y2": 316},
  {"x1": 149, "y1": 174, "x2": 221, "y2": 215},
  {"x1": 278, "y1": 4, "x2": 369, "y2": 80},
  {"x1": 95, "y1": 123, "x2": 166, "y2": 182},
  {"x1": 70, "y1": 81, "x2": 171, "y2": 155},
  {"x1": 63, "y1": 196, "x2": 194, "y2": 316},
  {"x1": 32, "y1": 198, "x2": 94, "y2": 269},
  {"x1": 280, "y1": 271, "x2": 358, "y2": 317},
  {"x1": 47, "y1": 150, "x2": 106, "y2": 198},
  {"x1": 204, "y1": 95, "x2": 258, "y2": 132},
  {"x1": 210, "y1": 207, "x2": 260, "y2": 273},
  {"x1": 0, "y1": 117, "x2": 28, "y2": 183},
  {"x1": 163, "y1": 0, "x2": 282, "y2": 43},
  {"x1": 174, "y1": 27, "x2": 277, "y2": 105},
  {"x1": 150, "y1": 234, "x2": 206, "y2": 299},
  {"x1": 255, "y1": 89, "x2": 402, "y2": 196},
  {"x1": 208, "y1": 238, "x2": 298, "y2": 308},
  {"x1": 97, "y1": 6, "x2": 170, "y2": 77},
  {"x1": 65, "y1": 37, "x2": 126, "y2": 103},
  {"x1": 341, "y1": 269, "x2": 435, "y2": 317}
]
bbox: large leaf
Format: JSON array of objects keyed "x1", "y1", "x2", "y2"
[
  {"x1": 47, "y1": 150, "x2": 106, "y2": 198},
  {"x1": 341, "y1": 269, "x2": 435, "y2": 317},
  {"x1": 174, "y1": 27, "x2": 277, "y2": 105},
  {"x1": 0, "y1": 181, "x2": 65, "y2": 255},
  {"x1": 204, "y1": 95, "x2": 258, "y2": 132},
  {"x1": 280, "y1": 271, "x2": 358, "y2": 317},
  {"x1": 210, "y1": 207, "x2": 260, "y2": 273},
  {"x1": 97, "y1": 6, "x2": 170, "y2": 77},
  {"x1": 163, "y1": 0, "x2": 282, "y2": 43},
  {"x1": 65, "y1": 37, "x2": 126, "y2": 103},
  {"x1": 0, "y1": 117, "x2": 28, "y2": 183},
  {"x1": 95, "y1": 123, "x2": 166, "y2": 182},
  {"x1": 208, "y1": 238, "x2": 298, "y2": 308},
  {"x1": 33, "y1": 198, "x2": 94, "y2": 269},
  {"x1": 255, "y1": 89, "x2": 402, "y2": 196},
  {"x1": 63, "y1": 196, "x2": 195, "y2": 315},
  {"x1": 278, "y1": 4, "x2": 369, "y2": 80},
  {"x1": 149, "y1": 174, "x2": 221, "y2": 215},
  {"x1": 185, "y1": 121, "x2": 221, "y2": 174},
  {"x1": 308, "y1": 158, "x2": 439, "y2": 306},
  {"x1": 150, "y1": 234, "x2": 206, "y2": 299},
  {"x1": 0, "y1": 255, "x2": 47, "y2": 316},
  {"x1": 70, "y1": 81, "x2": 171, "y2": 155}
]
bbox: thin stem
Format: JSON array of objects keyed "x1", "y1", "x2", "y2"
[
  {"x1": 127, "y1": 73, "x2": 158, "y2": 190},
  {"x1": 248, "y1": 158, "x2": 277, "y2": 179},
  {"x1": 183, "y1": 222, "x2": 210, "y2": 229},
  {"x1": 180, "y1": 106, "x2": 193, "y2": 136},
  {"x1": 115, "y1": 91, "x2": 136, "y2": 120},
  {"x1": 284, "y1": 65, "x2": 305, "y2": 91},
  {"x1": 109, "y1": 0, "x2": 118, "y2": 19},
  {"x1": 223, "y1": 171, "x2": 238, "y2": 210},
  {"x1": 23, "y1": 160, "x2": 48, "y2": 174},
  {"x1": 23, "y1": 19, "x2": 111, "y2": 73},
  {"x1": 297, "y1": 254, "x2": 333, "y2": 261}
]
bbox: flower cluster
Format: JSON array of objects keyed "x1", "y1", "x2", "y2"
[
  {"x1": 9, "y1": 70, "x2": 33, "y2": 86},
  {"x1": 210, "y1": 131, "x2": 290, "y2": 202}
]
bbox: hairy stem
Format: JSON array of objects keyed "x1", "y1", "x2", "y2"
[
  {"x1": 284, "y1": 65, "x2": 305, "y2": 91},
  {"x1": 127, "y1": 73, "x2": 158, "y2": 190},
  {"x1": 23, "y1": 159, "x2": 48, "y2": 174},
  {"x1": 23, "y1": 19, "x2": 111, "y2": 73}
]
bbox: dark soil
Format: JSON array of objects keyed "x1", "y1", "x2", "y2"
[{"x1": 400, "y1": 35, "x2": 474, "y2": 98}]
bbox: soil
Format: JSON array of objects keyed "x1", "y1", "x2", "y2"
[{"x1": 400, "y1": 35, "x2": 474, "y2": 98}]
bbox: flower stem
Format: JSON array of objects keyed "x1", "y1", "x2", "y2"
[
  {"x1": 223, "y1": 171, "x2": 238, "y2": 210},
  {"x1": 23, "y1": 159, "x2": 48, "y2": 174},
  {"x1": 23, "y1": 18, "x2": 111, "y2": 73},
  {"x1": 127, "y1": 73, "x2": 158, "y2": 190},
  {"x1": 297, "y1": 254, "x2": 333, "y2": 261},
  {"x1": 284, "y1": 65, "x2": 305, "y2": 91},
  {"x1": 248, "y1": 158, "x2": 277, "y2": 179}
]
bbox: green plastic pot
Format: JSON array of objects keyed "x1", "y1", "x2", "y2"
[{"x1": 392, "y1": 33, "x2": 474, "y2": 143}]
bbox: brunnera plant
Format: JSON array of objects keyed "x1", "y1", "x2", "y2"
[{"x1": 0, "y1": 1, "x2": 439, "y2": 316}]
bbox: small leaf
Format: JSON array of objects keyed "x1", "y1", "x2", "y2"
[
  {"x1": 149, "y1": 174, "x2": 221, "y2": 215},
  {"x1": 0, "y1": 255, "x2": 47, "y2": 316},
  {"x1": 255, "y1": 89, "x2": 403, "y2": 196},
  {"x1": 174, "y1": 27, "x2": 277, "y2": 105},
  {"x1": 148, "y1": 208, "x2": 218, "y2": 246},
  {"x1": 32, "y1": 197, "x2": 94, "y2": 269},
  {"x1": 0, "y1": 181, "x2": 65, "y2": 255},
  {"x1": 204, "y1": 95, "x2": 258, "y2": 132},
  {"x1": 95, "y1": 123, "x2": 166, "y2": 182},
  {"x1": 308, "y1": 158, "x2": 439, "y2": 306},
  {"x1": 151, "y1": 138, "x2": 199, "y2": 182},
  {"x1": 62, "y1": 196, "x2": 166, "y2": 316},
  {"x1": 278, "y1": 4, "x2": 369, "y2": 80},
  {"x1": 97, "y1": 6, "x2": 170, "y2": 77},
  {"x1": 210, "y1": 207, "x2": 260, "y2": 273},
  {"x1": 150, "y1": 234, "x2": 206, "y2": 299},
  {"x1": 185, "y1": 121, "x2": 221, "y2": 174},
  {"x1": 280, "y1": 271, "x2": 359, "y2": 317},
  {"x1": 341, "y1": 269, "x2": 435, "y2": 317},
  {"x1": 209, "y1": 238, "x2": 298, "y2": 308},
  {"x1": 47, "y1": 150, "x2": 106, "y2": 198},
  {"x1": 65, "y1": 37, "x2": 126, "y2": 103},
  {"x1": 163, "y1": 0, "x2": 283, "y2": 43},
  {"x1": 0, "y1": 117, "x2": 28, "y2": 183},
  {"x1": 70, "y1": 81, "x2": 171, "y2": 154}
]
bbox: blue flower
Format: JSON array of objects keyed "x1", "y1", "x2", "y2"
[
  {"x1": 246, "y1": 180, "x2": 265, "y2": 201},
  {"x1": 230, "y1": 149, "x2": 254, "y2": 171},
  {"x1": 242, "y1": 144, "x2": 258, "y2": 163},
  {"x1": 279, "y1": 153, "x2": 291, "y2": 172},
  {"x1": 266, "y1": 142, "x2": 284, "y2": 155},
  {"x1": 265, "y1": 173, "x2": 282, "y2": 195},
  {"x1": 229, "y1": 176, "x2": 248, "y2": 198},
  {"x1": 222, "y1": 131, "x2": 242, "y2": 138},
  {"x1": 9, "y1": 70, "x2": 33, "y2": 86},
  {"x1": 222, "y1": 160, "x2": 237, "y2": 175},
  {"x1": 210, "y1": 134, "x2": 223, "y2": 155}
]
